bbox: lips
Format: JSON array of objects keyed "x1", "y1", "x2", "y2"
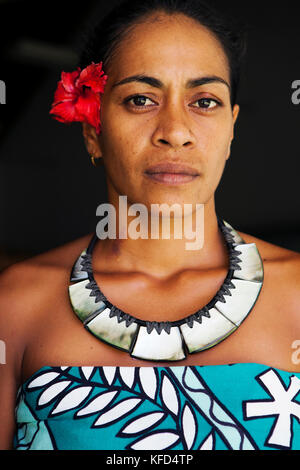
[
  {"x1": 145, "y1": 162, "x2": 199, "y2": 176},
  {"x1": 144, "y1": 161, "x2": 200, "y2": 185}
]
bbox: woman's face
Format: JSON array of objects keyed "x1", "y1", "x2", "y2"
[{"x1": 86, "y1": 13, "x2": 239, "y2": 208}]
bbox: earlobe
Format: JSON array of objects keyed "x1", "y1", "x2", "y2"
[{"x1": 82, "y1": 122, "x2": 103, "y2": 159}]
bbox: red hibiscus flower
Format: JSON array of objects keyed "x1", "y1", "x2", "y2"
[{"x1": 49, "y1": 61, "x2": 108, "y2": 135}]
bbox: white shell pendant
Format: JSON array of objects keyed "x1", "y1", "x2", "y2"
[{"x1": 68, "y1": 217, "x2": 264, "y2": 362}]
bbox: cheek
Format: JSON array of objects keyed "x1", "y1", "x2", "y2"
[
  {"x1": 99, "y1": 129, "x2": 140, "y2": 181},
  {"x1": 197, "y1": 117, "x2": 232, "y2": 164}
]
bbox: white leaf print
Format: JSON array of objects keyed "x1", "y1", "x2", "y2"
[
  {"x1": 76, "y1": 390, "x2": 119, "y2": 417},
  {"x1": 38, "y1": 381, "x2": 71, "y2": 406},
  {"x1": 121, "y1": 412, "x2": 165, "y2": 434},
  {"x1": 119, "y1": 367, "x2": 135, "y2": 389},
  {"x1": 139, "y1": 368, "x2": 157, "y2": 399},
  {"x1": 93, "y1": 397, "x2": 142, "y2": 427},
  {"x1": 129, "y1": 431, "x2": 179, "y2": 450},
  {"x1": 102, "y1": 367, "x2": 116, "y2": 385},
  {"x1": 27, "y1": 372, "x2": 60, "y2": 389},
  {"x1": 50, "y1": 386, "x2": 92, "y2": 415},
  {"x1": 81, "y1": 367, "x2": 95, "y2": 380},
  {"x1": 182, "y1": 403, "x2": 196, "y2": 449},
  {"x1": 199, "y1": 432, "x2": 214, "y2": 450},
  {"x1": 60, "y1": 366, "x2": 70, "y2": 371},
  {"x1": 161, "y1": 375, "x2": 179, "y2": 415}
]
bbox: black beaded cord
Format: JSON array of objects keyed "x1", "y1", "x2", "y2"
[{"x1": 80, "y1": 216, "x2": 243, "y2": 334}]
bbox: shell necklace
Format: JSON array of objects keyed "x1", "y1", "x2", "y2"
[{"x1": 68, "y1": 217, "x2": 264, "y2": 362}]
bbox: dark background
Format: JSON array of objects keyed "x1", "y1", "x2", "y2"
[{"x1": 0, "y1": 0, "x2": 299, "y2": 270}]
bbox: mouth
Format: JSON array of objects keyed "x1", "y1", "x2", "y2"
[{"x1": 144, "y1": 162, "x2": 200, "y2": 185}]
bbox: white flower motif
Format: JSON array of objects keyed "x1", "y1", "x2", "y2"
[
  {"x1": 38, "y1": 381, "x2": 71, "y2": 406},
  {"x1": 93, "y1": 397, "x2": 142, "y2": 427},
  {"x1": 129, "y1": 431, "x2": 179, "y2": 450},
  {"x1": 120, "y1": 412, "x2": 165, "y2": 435},
  {"x1": 119, "y1": 367, "x2": 135, "y2": 389},
  {"x1": 76, "y1": 390, "x2": 119, "y2": 417},
  {"x1": 182, "y1": 403, "x2": 196, "y2": 449},
  {"x1": 161, "y1": 374, "x2": 179, "y2": 415},
  {"x1": 51, "y1": 386, "x2": 92, "y2": 415},
  {"x1": 139, "y1": 368, "x2": 157, "y2": 400},
  {"x1": 27, "y1": 372, "x2": 61, "y2": 389},
  {"x1": 244, "y1": 369, "x2": 300, "y2": 448},
  {"x1": 199, "y1": 432, "x2": 214, "y2": 450},
  {"x1": 81, "y1": 367, "x2": 95, "y2": 380},
  {"x1": 102, "y1": 367, "x2": 116, "y2": 385}
]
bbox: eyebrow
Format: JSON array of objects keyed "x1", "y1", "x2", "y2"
[{"x1": 112, "y1": 74, "x2": 230, "y2": 90}]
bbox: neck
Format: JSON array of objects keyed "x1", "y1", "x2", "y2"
[{"x1": 93, "y1": 196, "x2": 229, "y2": 280}]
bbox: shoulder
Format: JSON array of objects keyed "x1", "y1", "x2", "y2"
[
  {"x1": 240, "y1": 230, "x2": 300, "y2": 323},
  {"x1": 0, "y1": 231, "x2": 93, "y2": 292},
  {"x1": 0, "y1": 233, "x2": 93, "y2": 371},
  {"x1": 240, "y1": 230, "x2": 300, "y2": 275}
]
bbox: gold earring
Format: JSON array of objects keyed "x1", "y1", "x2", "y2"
[{"x1": 90, "y1": 155, "x2": 103, "y2": 167}]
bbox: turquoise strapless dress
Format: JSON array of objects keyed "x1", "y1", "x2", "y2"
[{"x1": 13, "y1": 363, "x2": 300, "y2": 450}]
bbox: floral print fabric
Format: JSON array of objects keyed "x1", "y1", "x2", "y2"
[{"x1": 14, "y1": 363, "x2": 300, "y2": 450}]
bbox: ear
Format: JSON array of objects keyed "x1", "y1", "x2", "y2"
[
  {"x1": 226, "y1": 104, "x2": 240, "y2": 160},
  {"x1": 82, "y1": 122, "x2": 103, "y2": 159}
]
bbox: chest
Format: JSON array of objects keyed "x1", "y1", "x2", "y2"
[{"x1": 22, "y1": 261, "x2": 296, "y2": 384}]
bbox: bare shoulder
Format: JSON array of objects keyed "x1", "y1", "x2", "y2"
[
  {"x1": 240, "y1": 229, "x2": 300, "y2": 270},
  {"x1": 0, "y1": 233, "x2": 93, "y2": 369},
  {"x1": 240, "y1": 230, "x2": 300, "y2": 317},
  {"x1": 0, "y1": 231, "x2": 93, "y2": 292},
  {"x1": 240, "y1": 230, "x2": 298, "y2": 258}
]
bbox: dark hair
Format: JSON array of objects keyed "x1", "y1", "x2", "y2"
[{"x1": 78, "y1": 0, "x2": 247, "y2": 106}]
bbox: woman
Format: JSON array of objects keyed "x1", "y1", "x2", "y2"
[{"x1": 0, "y1": 0, "x2": 299, "y2": 451}]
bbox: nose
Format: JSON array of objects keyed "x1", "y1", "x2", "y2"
[{"x1": 151, "y1": 100, "x2": 196, "y2": 150}]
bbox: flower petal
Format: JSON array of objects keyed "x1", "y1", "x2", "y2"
[
  {"x1": 49, "y1": 100, "x2": 80, "y2": 123},
  {"x1": 51, "y1": 80, "x2": 76, "y2": 105},
  {"x1": 78, "y1": 62, "x2": 107, "y2": 93},
  {"x1": 61, "y1": 68, "x2": 81, "y2": 93},
  {"x1": 74, "y1": 90, "x2": 101, "y2": 132}
]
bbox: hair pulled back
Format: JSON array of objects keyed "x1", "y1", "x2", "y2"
[{"x1": 78, "y1": 0, "x2": 247, "y2": 106}]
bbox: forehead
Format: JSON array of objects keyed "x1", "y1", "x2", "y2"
[{"x1": 107, "y1": 13, "x2": 230, "y2": 82}]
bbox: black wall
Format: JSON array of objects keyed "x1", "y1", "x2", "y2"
[{"x1": 0, "y1": 0, "x2": 299, "y2": 258}]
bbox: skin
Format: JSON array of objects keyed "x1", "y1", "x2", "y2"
[{"x1": 0, "y1": 12, "x2": 299, "y2": 449}]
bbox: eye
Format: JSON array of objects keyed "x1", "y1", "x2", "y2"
[
  {"x1": 124, "y1": 94, "x2": 156, "y2": 107},
  {"x1": 191, "y1": 97, "x2": 220, "y2": 110}
]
